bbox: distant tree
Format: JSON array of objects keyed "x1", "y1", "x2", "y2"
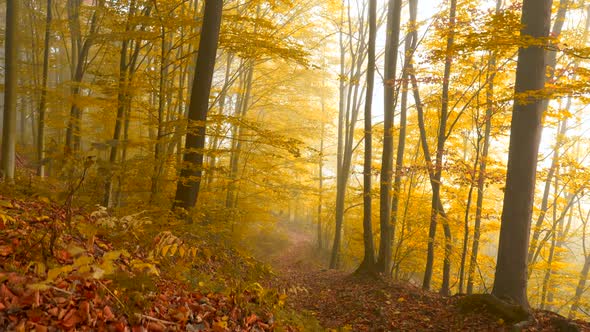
[
  {"x1": 173, "y1": 0, "x2": 223, "y2": 212},
  {"x1": 492, "y1": 0, "x2": 552, "y2": 308},
  {"x1": 1, "y1": 0, "x2": 19, "y2": 182},
  {"x1": 36, "y1": 0, "x2": 52, "y2": 177}
]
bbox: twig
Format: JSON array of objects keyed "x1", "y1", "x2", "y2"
[
  {"x1": 97, "y1": 280, "x2": 126, "y2": 309},
  {"x1": 135, "y1": 313, "x2": 178, "y2": 326},
  {"x1": 50, "y1": 286, "x2": 74, "y2": 296}
]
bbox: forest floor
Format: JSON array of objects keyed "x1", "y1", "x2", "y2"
[
  {"x1": 1, "y1": 184, "x2": 589, "y2": 331},
  {"x1": 264, "y1": 223, "x2": 590, "y2": 332}
]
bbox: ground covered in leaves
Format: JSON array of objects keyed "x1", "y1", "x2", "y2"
[
  {"x1": 1, "y1": 187, "x2": 589, "y2": 331},
  {"x1": 0, "y1": 189, "x2": 295, "y2": 331},
  {"x1": 265, "y1": 226, "x2": 590, "y2": 331}
]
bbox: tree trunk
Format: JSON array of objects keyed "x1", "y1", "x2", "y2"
[
  {"x1": 331, "y1": 2, "x2": 368, "y2": 268},
  {"x1": 375, "y1": 0, "x2": 402, "y2": 274},
  {"x1": 173, "y1": 0, "x2": 223, "y2": 212},
  {"x1": 36, "y1": 0, "x2": 52, "y2": 177},
  {"x1": 226, "y1": 64, "x2": 254, "y2": 210},
  {"x1": 64, "y1": 0, "x2": 103, "y2": 153},
  {"x1": 527, "y1": 0, "x2": 570, "y2": 269},
  {"x1": 423, "y1": 0, "x2": 457, "y2": 296},
  {"x1": 465, "y1": 0, "x2": 502, "y2": 295},
  {"x1": 491, "y1": 0, "x2": 552, "y2": 309},
  {"x1": 569, "y1": 255, "x2": 590, "y2": 318},
  {"x1": 357, "y1": 0, "x2": 377, "y2": 274},
  {"x1": 1, "y1": 0, "x2": 18, "y2": 182}
]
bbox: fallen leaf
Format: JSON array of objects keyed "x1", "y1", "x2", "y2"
[{"x1": 0, "y1": 245, "x2": 14, "y2": 256}]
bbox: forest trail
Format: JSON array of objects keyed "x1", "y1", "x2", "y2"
[{"x1": 263, "y1": 224, "x2": 590, "y2": 332}]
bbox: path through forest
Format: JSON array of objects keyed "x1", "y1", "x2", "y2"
[{"x1": 263, "y1": 223, "x2": 590, "y2": 331}]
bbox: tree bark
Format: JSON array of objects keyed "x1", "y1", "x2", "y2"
[
  {"x1": 466, "y1": 0, "x2": 502, "y2": 295},
  {"x1": 423, "y1": 0, "x2": 457, "y2": 296},
  {"x1": 390, "y1": 0, "x2": 417, "y2": 277},
  {"x1": 376, "y1": 0, "x2": 402, "y2": 274},
  {"x1": 492, "y1": 0, "x2": 552, "y2": 309},
  {"x1": 357, "y1": 0, "x2": 377, "y2": 274},
  {"x1": 36, "y1": 0, "x2": 52, "y2": 177},
  {"x1": 1, "y1": 0, "x2": 19, "y2": 182},
  {"x1": 173, "y1": 0, "x2": 223, "y2": 212},
  {"x1": 64, "y1": 0, "x2": 103, "y2": 153}
]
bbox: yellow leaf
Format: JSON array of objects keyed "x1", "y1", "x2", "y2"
[
  {"x1": 160, "y1": 244, "x2": 172, "y2": 257},
  {"x1": 67, "y1": 245, "x2": 86, "y2": 257},
  {"x1": 0, "y1": 200, "x2": 13, "y2": 209},
  {"x1": 47, "y1": 266, "x2": 73, "y2": 281},
  {"x1": 28, "y1": 283, "x2": 50, "y2": 291},
  {"x1": 169, "y1": 244, "x2": 178, "y2": 257},
  {"x1": 179, "y1": 246, "x2": 186, "y2": 258},
  {"x1": 73, "y1": 256, "x2": 94, "y2": 268}
]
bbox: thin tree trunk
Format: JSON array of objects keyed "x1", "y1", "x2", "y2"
[
  {"x1": 459, "y1": 140, "x2": 478, "y2": 294},
  {"x1": 331, "y1": 1, "x2": 368, "y2": 269},
  {"x1": 390, "y1": 0, "x2": 416, "y2": 276},
  {"x1": 36, "y1": 0, "x2": 52, "y2": 177},
  {"x1": 64, "y1": 0, "x2": 103, "y2": 153},
  {"x1": 423, "y1": 0, "x2": 457, "y2": 295}
]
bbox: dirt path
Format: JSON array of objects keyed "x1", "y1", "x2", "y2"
[{"x1": 265, "y1": 225, "x2": 590, "y2": 331}]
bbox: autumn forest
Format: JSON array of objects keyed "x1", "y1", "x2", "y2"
[{"x1": 1, "y1": 0, "x2": 590, "y2": 330}]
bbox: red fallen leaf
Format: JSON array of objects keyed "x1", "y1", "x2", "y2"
[
  {"x1": 26, "y1": 309, "x2": 44, "y2": 323},
  {"x1": 0, "y1": 283, "x2": 16, "y2": 300},
  {"x1": 57, "y1": 308, "x2": 68, "y2": 320},
  {"x1": 61, "y1": 308, "x2": 82, "y2": 329},
  {"x1": 14, "y1": 320, "x2": 25, "y2": 332},
  {"x1": 0, "y1": 301, "x2": 5, "y2": 310},
  {"x1": 54, "y1": 297, "x2": 68, "y2": 305},
  {"x1": 246, "y1": 313, "x2": 258, "y2": 325},
  {"x1": 104, "y1": 305, "x2": 115, "y2": 321},
  {"x1": 33, "y1": 324, "x2": 48, "y2": 332},
  {"x1": 112, "y1": 321, "x2": 127, "y2": 332},
  {"x1": 78, "y1": 300, "x2": 90, "y2": 323},
  {"x1": 146, "y1": 322, "x2": 166, "y2": 332},
  {"x1": 20, "y1": 290, "x2": 40, "y2": 307},
  {"x1": 56, "y1": 250, "x2": 71, "y2": 262}
]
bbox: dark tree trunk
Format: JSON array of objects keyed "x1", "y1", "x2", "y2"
[
  {"x1": 375, "y1": 0, "x2": 402, "y2": 274},
  {"x1": 357, "y1": 0, "x2": 377, "y2": 274},
  {"x1": 1, "y1": 0, "x2": 18, "y2": 182},
  {"x1": 492, "y1": 0, "x2": 552, "y2": 309},
  {"x1": 173, "y1": 0, "x2": 223, "y2": 212}
]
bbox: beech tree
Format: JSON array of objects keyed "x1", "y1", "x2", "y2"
[
  {"x1": 356, "y1": 0, "x2": 377, "y2": 274},
  {"x1": 376, "y1": 0, "x2": 402, "y2": 274},
  {"x1": 492, "y1": 0, "x2": 552, "y2": 308},
  {"x1": 173, "y1": 0, "x2": 223, "y2": 211},
  {"x1": 1, "y1": 0, "x2": 18, "y2": 182}
]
